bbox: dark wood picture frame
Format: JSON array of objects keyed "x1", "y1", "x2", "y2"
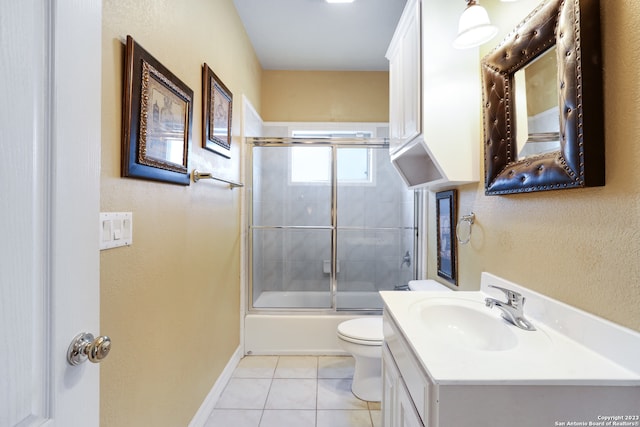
[
  {"x1": 436, "y1": 190, "x2": 457, "y2": 285},
  {"x1": 122, "y1": 35, "x2": 193, "y2": 185},
  {"x1": 202, "y1": 64, "x2": 233, "y2": 159}
]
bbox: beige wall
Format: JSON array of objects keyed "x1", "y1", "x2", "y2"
[
  {"x1": 261, "y1": 70, "x2": 389, "y2": 122},
  {"x1": 100, "y1": 0, "x2": 261, "y2": 425},
  {"x1": 427, "y1": 0, "x2": 640, "y2": 332}
]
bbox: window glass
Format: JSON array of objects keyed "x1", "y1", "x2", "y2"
[
  {"x1": 290, "y1": 146, "x2": 371, "y2": 184},
  {"x1": 290, "y1": 147, "x2": 331, "y2": 183}
]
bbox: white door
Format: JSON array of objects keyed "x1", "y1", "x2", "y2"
[{"x1": 0, "y1": 1, "x2": 102, "y2": 426}]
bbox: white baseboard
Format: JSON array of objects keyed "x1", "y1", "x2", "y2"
[{"x1": 189, "y1": 346, "x2": 242, "y2": 427}]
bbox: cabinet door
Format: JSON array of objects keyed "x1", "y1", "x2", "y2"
[
  {"x1": 382, "y1": 345, "x2": 400, "y2": 427},
  {"x1": 388, "y1": 51, "x2": 403, "y2": 153},
  {"x1": 387, "y1": 0, "x2": 421, "y2": 154},
  {"x1": 397, "y1": 381, "x2": 424, "y2": 427},
  {"x1": 400, "y1": 0, "x2": 421, "y2": 143}
]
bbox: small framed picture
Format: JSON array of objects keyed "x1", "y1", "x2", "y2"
[
  {"x1": 202, "y1": 64, "x2": 232, "y2": 158},
  {"x1": 121, "y1": 35, "x2": 193, "y2": 185},
  {"x1": 436, "y1": 190, "x2": 457, "y2": 285}
]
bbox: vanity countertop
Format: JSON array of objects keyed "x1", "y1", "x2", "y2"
[{"x1": 380, "y1": 273, "x2": 640, "y2": 386}]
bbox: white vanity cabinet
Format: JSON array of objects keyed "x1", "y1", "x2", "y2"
[
  {"x1": 386, "y1": 0, "x2": 481, "y2": 189},
  {"x1": 380, "y1": 276, "x2": 640, "y2": 427},
  {"x1": 382, "y1": 312, "x2": 432, "y2": 427}
]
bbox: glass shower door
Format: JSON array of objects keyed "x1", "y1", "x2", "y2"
[
  {"x1": 335, "y1": 146, "x2": 416, "y2": 310},
  {"x1": 251, "y1": 145, "x2": 333, "y2": 309},
  {"x1": 249, "y1": 140, "x2": 416, "y2": 312}
]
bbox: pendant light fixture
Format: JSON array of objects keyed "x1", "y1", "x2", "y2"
[{"x1": 453, "y1": 0, "x2": 498, "y2": 49}]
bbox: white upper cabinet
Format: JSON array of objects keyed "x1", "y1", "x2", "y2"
[
  {"x1": 386, "y1": 0, "x2": 480, "y2": 189},
  {"x1": 387, "y1": 0, "x2": 421, "y2": 154}
]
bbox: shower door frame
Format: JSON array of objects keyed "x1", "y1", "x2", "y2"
[{"x1": 247, "y1": 137, "x2": 421, "y2": 315}]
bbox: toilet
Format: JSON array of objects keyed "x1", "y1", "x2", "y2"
[
  {"x1": 337, "y1": 317, "x2": 384, "y2": 402},
  {"x1": 337, "y1": 280, "x2": 452, "y2": 402}
]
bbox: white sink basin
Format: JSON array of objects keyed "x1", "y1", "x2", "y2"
[
  {"x1": 409, "y1": 297, "x2": 519, "y2": 351},
  {"x1": 409, "y1": 298, "x2": 518, "y2": 351}
]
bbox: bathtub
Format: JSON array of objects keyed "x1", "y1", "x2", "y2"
[{"x1": 245, "y1": 291, "x2": 383, "y2": 355}]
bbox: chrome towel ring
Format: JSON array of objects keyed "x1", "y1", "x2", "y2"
[{"x1": 456, "y1": 212, "x2": 475, "y2": 245}]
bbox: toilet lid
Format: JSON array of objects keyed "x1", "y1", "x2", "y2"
[{"x1": 337, "y1": 317, "x2": 383, "y2": 342}]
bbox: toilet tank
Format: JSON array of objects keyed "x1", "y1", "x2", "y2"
[{"x1": 408, "y1": 279, "x2": 452, "y2": 291}]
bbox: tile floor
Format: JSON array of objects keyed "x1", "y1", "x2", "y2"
[{"x1": 204, "y1": 355, "x2": 381, "y2": 427}]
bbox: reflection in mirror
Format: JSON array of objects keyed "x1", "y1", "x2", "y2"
[{"x1": 514, "y1": 46, "x2": 560, "y2": 159}]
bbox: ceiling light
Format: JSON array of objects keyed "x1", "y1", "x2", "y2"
[
  {"x1": 326, "y1": 0, "x2": 354, "y2": 3},
  {"x1": 453, "y1": 0, "x2": 498, "y2": 49}
]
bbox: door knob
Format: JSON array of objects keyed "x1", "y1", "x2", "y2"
[{"x1": 67, "y1": 332, "x2": 111, "y2": 366}]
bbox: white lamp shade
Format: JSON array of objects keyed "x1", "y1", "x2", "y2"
[{"x1": 453, "y1": 3, "x2": 498, "y2": 49}]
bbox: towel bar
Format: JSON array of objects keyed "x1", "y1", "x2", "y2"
[{"x1": 192, "y1": 169, "x2": 243, "y2": 189}]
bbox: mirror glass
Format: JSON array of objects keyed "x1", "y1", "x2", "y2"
[{"x1": 514, "y1": 46, "x2": 560, "y2": 159}]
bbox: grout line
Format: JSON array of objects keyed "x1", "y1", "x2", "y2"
[
  {"x1": 273, "y1": 354, "x2": 283, "y2": 378},
  {"x1": 258, "y1": 355, "x2": 278, "y2": 426},
  {"x1": 315, "y1": 355, "x2": 320, "y2": 426}
]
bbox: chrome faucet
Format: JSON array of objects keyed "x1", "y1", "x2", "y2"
[{"x1": 485, "y1": 285, "x2": 536, "y2": 331}]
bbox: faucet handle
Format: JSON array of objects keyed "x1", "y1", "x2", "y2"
[{"x1": 488, "y1": 285, "x2": 523, "y2": 305}]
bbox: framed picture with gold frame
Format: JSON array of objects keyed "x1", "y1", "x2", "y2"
[
  {"x1": 202, "y1": 64, "x2": 232, "y2": 158},
  {"x1": 436, "y1": 189, "x2": 457, "y2": 285},
  {"x1": 121, "y1": 35, "x2": 193, "y2": 185}
]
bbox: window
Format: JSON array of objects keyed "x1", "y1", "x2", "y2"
[
  {"x1": 290, "y1": 146, "x2": 331, "y2": 183},
  {"x1": 337, "y1": 148, "x2": 371, "y2": 182},
  {"x1": 290, "y1": 147, "x2": 373, "y2": 184},
  {"x1": 290, "y1": 131, "x2": 373, "y2": 184}
]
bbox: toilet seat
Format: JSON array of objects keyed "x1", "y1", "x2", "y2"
[{"x1": 337, "y1": 318, "x2": 383, "y2": 346}]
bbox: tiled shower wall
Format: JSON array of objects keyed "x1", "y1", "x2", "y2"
[{"x1": 251, "y1": 144, "x2": 415, "y2": 303}]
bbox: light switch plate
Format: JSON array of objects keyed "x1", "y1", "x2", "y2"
[{"x1": 100, "y1": 212, "x2": 133, "y2": 250}]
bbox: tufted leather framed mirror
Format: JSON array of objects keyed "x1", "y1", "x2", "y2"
[{"x1": 481, "y1": 0, "x2": 603, "y2": 195}]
